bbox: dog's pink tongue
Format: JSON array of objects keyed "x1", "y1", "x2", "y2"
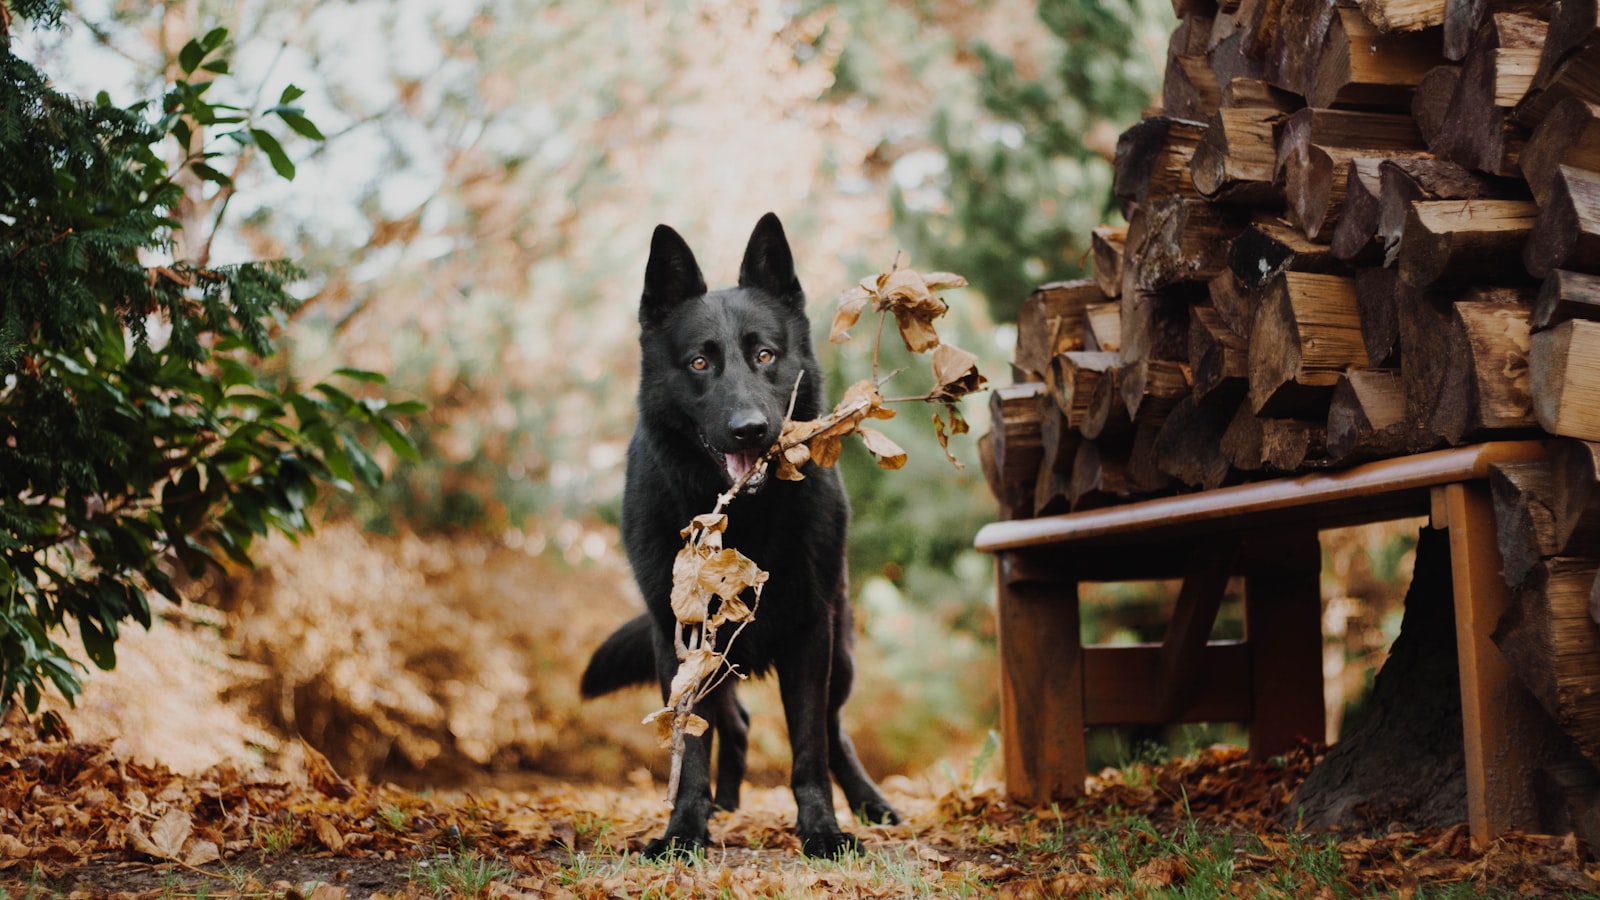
[{"x1": 726, "y1": 450, "x2": 760, "y2": 483}]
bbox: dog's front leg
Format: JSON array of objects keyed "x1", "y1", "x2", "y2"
[
  {"x1": 644, "y1": 629, "x2": 714, "y2": 858},
  {"x1": 777, "y1": 621, "x2": 858, "y2": 857}
]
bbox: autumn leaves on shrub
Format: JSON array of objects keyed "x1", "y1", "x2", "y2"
[{"x1": 648, "y1": 262, "x2": 986, "y2": 804}]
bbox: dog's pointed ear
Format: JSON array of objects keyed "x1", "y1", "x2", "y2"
[
  {"x1": 738, "y1": 212, "x2": 801, "y2": 299},
  {"x1": 642, "y1": 225, "x2": 707, "y2": 322}
]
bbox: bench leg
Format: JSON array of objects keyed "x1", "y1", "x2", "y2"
[
  {"x1": 997, "y1": 552, "x2": 1084, "y2": 802},
  {"x1": 1244, "y1": 530, "x2": 1325, "y2": 761},
  {"x1": 1442, "y1": 482, "x2": 1543, "y2": 845}
]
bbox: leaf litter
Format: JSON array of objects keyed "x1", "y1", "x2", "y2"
[{"x1": 6, "y1": 717, "x2": 1599, "y2": 898}]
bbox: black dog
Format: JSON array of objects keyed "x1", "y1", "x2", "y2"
[{"x1": 580, "y1": 213, "x2": 899, "y2": 857}]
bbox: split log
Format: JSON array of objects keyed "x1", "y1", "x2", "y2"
[
  {"x1": 1276, "y1": 108, "x2": 1427, "y2": 241},
  {"x1": 1191, "y1": 106, "x2": 1287, "y2": 204},
  {"x1": 1221, "y1": 401, "x2": 1265, "y2": 472},
  {"x1": 1514, "y1": 0, "x2": 1600, "y2": 127},
  {"x1": 1533, "y1": 268, "x2": 1600, "y2": 329},
  {"x1": 1045, "y1": 351, "x2": 1122, "y2": 429},
  {"x1": 1356, "y1": 266, "x2": 1404, "y2": 368},
  {"x1": 1080, "y1": 364, "x2": 1135, "y2": 442},
  {"x1": 1445, "y1": 0, "x2": 1551, "y2": 62},
  {"x1": 1210, "y1": 23, "x2": 1271, "y2": 88},
  {"x1": 1153, "y1": 394, "x2": 1238, "y2": 488},
  {"x1": 1400, "y1": 286, "x2": 1537, "y2": 445},
  {"x1": 1412, "y1": 65, "x2": 1464, "y2": 149},
  {"x1": 1375, "y1": 157, "x2": 1523, "y2": 266},
  {"x1": 978, "y1": 432, "x2": 1026, "y2": 520},
  {"x1": 1091, "y1": 226, "x2": 1128, "y2": 299},
  {"x1": 1551, "y1": 438, "x2": 1600, "y2": 552},
  {"x1": 1248, "y1": 271, "x2": 1367, "y2": 416},
  {"x1": 1307, "y1": 7, "x2": 1445, "y2": 109},
  {"x1": 1068, "y1": 438, "x2": 1132, "y2": 510},
  {"x1": 1134, "y1": 196, "x2": 1249, "y2": 289},
  {"x1": 1190, "y1": 303, "x2": 1251, "y2": 406},
  {"x1": 1014, "y1": 280, "x2": 1101, "y2": 379},
  {"x1": 1121, "y1": 358, "x2": 1194, "y2": 424},
  {"x1": 1488, "y1": 458, "x2": 1563, "y2": 585},
  {"x1": 1121, "y1": 281, "x2": 1200, "y2": 364},
  {"x1": 1524, "y1": 165, "x2": 1600, "y2": 277},
  {"x1": 1168, "y1": 50, "x2": 1225, "y2": 121},
  {"x1": 988, "y1": 383, "x2": 1046, "y2": 506},
  {"x1": 1433, "y1": 12, "x2": 1546, "y2": 176},
  {"x1": 1532, "y1": 318, "x2": 1600, "y2": 441},
  {"x1": 1396, "y1": 198, "x2": 1540, "y2": 288},
  {"x1": 1114, "y1": 117, "x2": 1210, "y2": 214},
  {"x1": 1085, "y1": 301, "x2": 1124, "y2": 352},
  {"x1": 1521, "y1": 97, "x2": 1600, "y2": 203},
  {"x1": 1359, "y1": 0, "x2": 1447, "y2": 31},
  {"x1": 1034, "y1": 393, "x2": 1078, "y2": 517},
  {"x1": 1128, "y1": 421, "x2": 1179, "y2": 494},
  {"x1": 1220, "y1": 77, "x2": 1301, "y2": 110},
  {"x1": 1329, "y1": 158, "x2": 1386, "y2": 261},
  {"x1": 1214, "y1": 214, "x2": 1346, "y2": 336},
  {"x1": 1269, "y1": 0, "x2": 1343, "y2": 97},
  {"x1": 1327, "y1": 368, "x2": 1428, "y2": 462},
  {"x1": 1244, "y1": 0, "x2": 1290, "y2": 61},
  {"x1": 1260, "y1": 417, "x2": 1328, "y2": 470},
  {"x1": 1493, "y1": 557, "x2": 1600, "y2": 771}
]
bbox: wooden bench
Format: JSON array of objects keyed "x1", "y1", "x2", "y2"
[{"x1": 973, "y1": 439, "x2": 1556, "y2": 845}]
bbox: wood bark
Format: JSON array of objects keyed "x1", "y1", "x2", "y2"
[
  {"x1": 1287, "y1": 528, "x2": 1469, "y2": 831},
  {"x1": 1551, "y1": 438, "x2": 1600, "y2": 553},
  {"x1": 1260, "y1": 417, "x2": 1329, "y2": 470},
  {"x1": 1532, "y1": 318, "x2": 1600, "y2": 442},
  {"x1": 1396, "y1": 198, "x2": 1540, "y2": 289},
  {"x1": 1412, "y1": 64, "x2": 1464, "y2": 150},
  {"x1": 1080, "y1": 363, "x2": 1134, "y2": 442},
  {"x1": 1269, "y1": 0, "x2": 1343, "y2": 97},
  {"x1": 1121, "y1": 281, "x2": 1200, "y2": 364},
  {"x1": 1134, "y1": 196, "x2": 1248, "y2": 289},
  {"x1": 1221, "y1": 401, "x2": 1266, "y2": 472},
  {"x1": 1514, "y1": 0, "x2": 1600, "y2": 127},
  {"x1": 1127, "y1": 420, "x2": 1178, "y2": 494},
  {"x1": 1521, "y1": 97, "x2": 1600, "y2": 203},
  {"x1": 1248, "y1": 271, "x2": 1368, "y2": 416},
  {"x1": 1493, "y1": 557, "x2": 1600, "y2": 771},
  {"x1": 1533, "y1": 268, "x2": 1600, "y2": 330},
  {"x1": 1524, "y1": 164, "x2": 1600, "y2": 277}
]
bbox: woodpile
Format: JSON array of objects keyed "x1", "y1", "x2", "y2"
[{"x1": 979, "y1": 0, "x2": 1600, "y2": 820}]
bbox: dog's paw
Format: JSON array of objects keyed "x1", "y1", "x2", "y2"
[
  {"x1": 854, "y1": 799, "x2": 902, "y2": 826},
  {"x1": 643, "y1": 833, "x2": 707, "y2": 860},
  {"x1": 799, "y1": 828, "x2": 861, "y2": 858}
]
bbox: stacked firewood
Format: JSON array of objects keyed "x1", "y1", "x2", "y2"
[{"x1": 979, "y1": 0, "x2": 1600, "y2": 776}]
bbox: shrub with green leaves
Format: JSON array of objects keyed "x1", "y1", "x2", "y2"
[{"x1": 0, "y1": 7, "x2": 416, "y2": 713}]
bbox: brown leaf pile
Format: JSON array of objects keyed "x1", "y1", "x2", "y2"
[{"x1": 6, "y1": 717, "x2": 1599, "y2": 899}]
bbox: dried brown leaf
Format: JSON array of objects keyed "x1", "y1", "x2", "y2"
[
  {"x1": 829, "y1": 284, "x2": 874, "y2": 344},
  {"x1": 127, "y1": 807, "x2": 191, "y2": 861},
  {"x1": 314, "y1": 815, "x2": 346, "y2": 852},
  {"x1": 929, "y1": 343, "x2": 986, "y2": 401},
  {"x1": 668, "y1": 647, "x2": 719, "y2": 707},
  {"x1": 857, "y1": 426, "x2": 907, "y2": 470},
  {"x1": 698, "y1": 548, "x2": 767, "y2": 605},
  {"x1": 184, "y1": 839, "x2": 221, "y2": 867},
  {"x1": 670, "y1": 547, "x2": 709, "y2": 624},
  {"x1": 932, "y1": 405, "x2": 970, "y2": 467}
]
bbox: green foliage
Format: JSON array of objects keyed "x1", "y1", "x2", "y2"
[
  {"x1": 822, "y1": 0, "x2": 1171, "y2": 321},
  {"x1": 0, "y1": 13, "x2": 414, "y2": 713}
]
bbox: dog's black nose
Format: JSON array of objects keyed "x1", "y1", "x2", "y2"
[{"x1": 728, "y1": 411, "x2": 770, "y2": 448}]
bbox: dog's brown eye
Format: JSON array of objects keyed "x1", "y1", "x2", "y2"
[
  {"x1": 689, "y1": 356, "x2": 709, "y2": 371},
  {"x1": 755, "y1": 348, "x2": 775, "y2": 365}
]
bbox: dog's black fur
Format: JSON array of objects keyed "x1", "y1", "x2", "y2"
[{"x1": 580, "y1": 213, "x2": 898, "y2": 857}]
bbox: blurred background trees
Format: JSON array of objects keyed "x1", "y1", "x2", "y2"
[{"x1": 8, "y1": 0, "x2": 1419, "y2": 785}]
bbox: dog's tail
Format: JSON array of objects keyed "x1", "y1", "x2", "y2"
[{"x1": 580, "y1": 613, "x2": 658, "y2": 698}]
